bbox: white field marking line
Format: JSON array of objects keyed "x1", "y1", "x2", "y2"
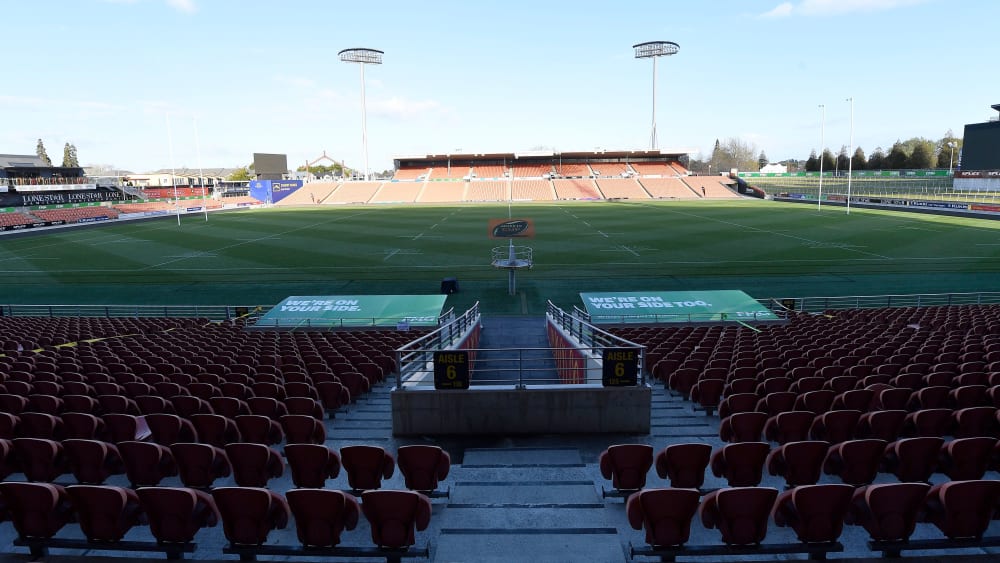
[
  {"x1": 165, "y1": 253, "x2": 219, "y2": 259},
  {"x1": 596, "y1": 230, "x2": 609, "y2": 238},
  {"x1": 383, "y1": 249, "x2": 401, "y2": 261},
  {"x1": 661, "y1": 208, "x2": 892, "y2": 260},
  {"x1": 141, "y1": 210, "x2": 370, "y2": 271},
  {"x1": 975, "y1": 243, "x2": 1000, "y2": 246}
]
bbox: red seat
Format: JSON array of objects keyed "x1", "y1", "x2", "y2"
[
  {"x1": 718, "y1": 393, "x2": 758, "y2": 419},
  {"x1": 831, "y1": 389, "x2": 874, "y2": 412},
  {"x1": 118, "y1": 441, "x2": 178, "y2": 487},
  {"x1": 755, "y1": 392, "x2": 796, "y2": 417},
  {"x1": 146, "y1": 413, "x2": 198, "y2": 446},
  {"x1": 340, "y1": 445, "x2": 396, "y2": 492},
  {"x1": 27, "y1": 394, "x2": 64, "y2": 415},
  {"x1": 0, "y1": 439, "x2": 15, "y2": 480},
  {"x1": 225, "y1": 443, "x2": 284, "y2": 487},
  {"x1": 719, "y1": 412, "x2": 767, "y2": 443},
  {"x1": 285, "y1": 443, "x2": 341, "y2": 488},
  {"x1": 766, "y1": 441, "x2": 829, "y2": 487},
  {"x1": 397, "y1": 445, "x2": 451, "y2": 493},
  {"x1": 280, "y1": 414, "x2": 326, "y2": 445},
  {"x1": 654, "y1": 443, "x2": 711, "y2": 489},
  {"x1": 209, "y1": 397, "x2": 251, "y2": 419},
  {"x1": 880, "y1": 437, "x2": 943, "y2": 482},
  {"x1": 855, "y1": 410, "x2": 906, "y2": 442},
  {"x1": 626, "y1": 488, "x2": 701, "y2": 548},
  {"x1": 97, "y1": 394, "x2": 140, "y2": 416},
  {"x1": 793, "y1": 390, "x2": 835, "y2": 414},
  {"x1": 66, "y1": 485, "x2": 143, "y2": 542},
  {"x1": 61, "y1": 412, "x2": 106, "y2": 441},
  {"x1": 808, "y1": 410, "x2": 861, "y2": 444},
  {"x1": 710, "y1": 442, "x2": 770, "y2": 487},
  {"x1": 191, "y1": 414, "x2": 241, "y2": 448},
  {"x1": 339, "y1": 372, "x2": 371, "y2": 402},
  {"x1": 171, "y1": 443, "x2": 232, "y2": 489},
  {"x1": 136, "y1": 395, "x2": 176, "y2": 415},
  {"x1": 690, "y1": 378, "x2": 725, "y2": 413},
  {"x1": 286, "y1": 489, "x2": 360, "y2": 547},
  {"x1": 247, "y1": 397, "x2": 289, "y2": 420},
  {"x1": 876, "y1": 388, "x2": 911, "y2": 410},
  {"x1": 0, "y1": 413, "x2": 17, "y2": 440},
  {"x1": 138, "y1": 486, "x2": 220, "y2": 543},
  {"x1": 950, "y1": 385, "x2": 990, "y2": 409},
  {"x1": 171, "y1": 395, "x2": 214, "y2": 418},
  {"x1": 16, "y1": 412, "x2": 63, "y2": 440},
  {"x1": 764, "y1": 411, "x2": 814, "y2": 444},
  {"x1": 63, "y1": 439, "x2": 124, "y2": 485},
  {"x1": 823, "y1": 439, "x2": 886, "y2": 486},
  {"x1": 102, "y1": 413, "x2": 151, "y2": 443},
  {"x1": 598, "y1": 444, "x2": 653, "y2": 493},
  {"x1": 938, "y1": 437, "x2": 996, "y2": 480},
  {"x1": 316, "y1": 381, "x2": 351, "y2": 414},
  {"x1": 773, "y1": 483, "x2": 855, "y2": 543},
  {"x1": 0, "y1": 482, "x2": 74, "y2": 539},
  {"x1": 845, "y1": 482, "x2": 931, "y2": 542},
  {"x1": 235, "y1": 415, "x2": 284, "y2": 445},
  {"x1": 12, "y1": 437, "x2": 68, "y2": 482},
  {"x1": 920, "y1": 480, "x2": 1000, "y2": 539},
  {"x1": 213, "y1": 487, "x2": 290, "y2": 546},
  {"x1": 901, "y1": 409, "x2": 953, "y2": 438},
  {"x1": 284, "y1": 397, "x2": 325, "y2": 420},
  {"x1": 699, "y1": 487, "x2": 778, "y2": 545},
  {"x1": 953, "y1": 406, "x2": 998, "y2": 438},
  {"x1": 361, "y1": 490, "x2": 431, "y2": 549}
]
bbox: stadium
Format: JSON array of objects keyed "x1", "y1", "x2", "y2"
[{"x1": 5, "y1": 13, "x2": 1000, "y2": 559}]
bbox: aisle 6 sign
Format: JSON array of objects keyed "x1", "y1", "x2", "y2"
[
  {"x1": 434, "y1": 351, "x2": 470, "y2": 390},
  {"x1": 602, "y1": 348, "x2": 639, "y2": 387}
]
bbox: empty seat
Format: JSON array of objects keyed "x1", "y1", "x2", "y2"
[
  {"x1": 880, "y1": 437, "x2": 943, "y2": 482},
  {"x1": 225, "y1": 443, "x2": 284, "y2": 487},
  {"x1": 598, "y1": 444, "x2": 654, "y2": 494},
  {"x1": 361, "y1": 490, "x2": 431, "y2": 549},
  {"x1": 397, "y1": 445, "x2": 451, "y2": 494},
  {"x1": 855, "y1": 410, "x2": 906, "y2": 442},
  {"x1": 286, "y1": 488, "x2": 360, "y2": 547},
  {"x1": 719, "y1": 412, "x2": 768, "y2": 443},
  {"x1": 0, "y1": 413, "x2": 19, "y2": 440},
  {"x1": 794, "y1": 390, "x2": 835, "y2": 414},
  {"x1": 61, "y1": 412, "x2": 106, "y2": 441},
  {"x1": 808, "y1": 410, "x2": 861, "y2": 444},
  {"x1": 0, "y1": 482, "x2": 74, "y2": 539},
  {"x1": 146, "y1": 413, "x2": 198, "y2": 446},
  {"x1": 171, "y1": 395, "x2": 214, "y2": 418},
  {"x1": 280, "y1": 414, "x2": 326, "y2": 445},
  {"x1": 766, "y1": 441, "x2": 829, "y2": 487},
  {"x1": 340, "y1": 445, "x2": 396, "y2": 492},
  {"x1": 901, "y1": 409, "x2": 953, "y2": 438},
  {"x1": 116, "y1": 440, "x2": 177, "y2": 487},
  {"x1": 699, "y1": 487, "x2": 778, "y2": 545},
  {"x1": 138, "y1": 486, "x2": 220, "y2": 544},
  {"x1": 719, "y1": 393, "x2": 758, "y2": 419},
  {"x1": 316, "y1": 381, "x2": 351, "y2": 414},
  {"x1": 773, "y1": 484, "x2": 855, "y2": 544},
  {"x1": 285, "y1": 444, "x2": 341, "y2": 489},
  {"x1": 953, "y1": 406, "x2": 999, "y2": 438},
  {"x1": 210, "y1": 397, "x2": 251, "y2": 419},
  {"x1": 191, "y1": 414, "x2": 241, "y2": 448},
  {"x1": 234, "y1": 415, "x2": 284, "y2": 445},
  {"x1": 950, "y1": 385, "x2": 989, "y2": 409},
  {"x1": 284, "y1": 397, "x2": 325, "y2": 420},
  {"x1": 755, "y1": 392, "x2": 796, "y2": 417},
  {"x1": 626, "y1": 488, "x2": 701, "y2": 548},
  {"x1": 920, "y1": 480, "x2": 1000, "y2": 539},
  {"x1": 171, "y1": 443, "x2": 232, "y2": 489},
  {"x1": 764, "y1": 411, "x2": 814, "y2": 444},
  {"x1": 845, "y1": 482, "x2": 931, "y2": 542},
  {"x1": 908, "y1": 386, "x2": 951, "y2": 411},
  {"x1": 66, "y1": 485, "x2": 144, "y2": 542},
  {"x1": 654, "y1": 443, "x2": 712, "y2": 489},
  {"x1": 831, "y1": 389, "x2": 874, "y2": 412},
  {"x1": 102, "y1": 413, "x2": 151, "y2": 443},
  {"x1": 823, "y1": 439, "x2": 886, "y2": 486},
  {"x1": 690, "y1": 379, "x2": 725, "y2": 413},
  {"x1": 12, "y1": 437, "x2": 68, "y2": 482},
  {"x1": 938, "y1": 437, "x2": 996, "y2": 480},
  {"x1": 63, "y1": 439, "x2": 124, "y2": 485},
  {"x1": 213, "y1": 487, "x2": 290, "y2": 546},
  {"x1": 710, "y1": 442, "x2": 770, "y2": 487},
  {"x1": 16, "y1": 412, "x2": 63, "y2": 440}
]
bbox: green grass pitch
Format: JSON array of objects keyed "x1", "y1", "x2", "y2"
[{"x1": 2, "y1": 199, "x2": 1000, "y2": 315}]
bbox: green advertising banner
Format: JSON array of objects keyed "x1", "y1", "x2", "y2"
[
  {"x1": 258, "y1": 295, "x2": 447, "y2": 328},
  {"x1": 580, "y1": 290, "x2": 779, "y2": 324}
]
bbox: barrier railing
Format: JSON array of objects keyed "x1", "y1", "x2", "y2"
[
  {"x1": 0, "y1": 304, "x2": 256, "y2": 321},
  {"x1": 774, "y1": 292, "x2": 1000, "y2": 313},
  {"x1": 395, "y1": 302, "x2": 481, "y2": 388},
  {"x1": 547, "y1": 300, "x2": 646, "y2": 383}
]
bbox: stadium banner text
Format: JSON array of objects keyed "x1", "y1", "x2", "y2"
[
  {"x1": 580, "y1": 290, "x2": 778, "y2": 324},
  {"x1": 488, "y1": 218, "x2": 535, "y2": 239},
  {"x1": 258, "y1": 294, "x2": 448, "y2": 328}
]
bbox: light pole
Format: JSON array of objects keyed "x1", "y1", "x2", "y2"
[
  {"x1": 633, "y1": 41, "x2": 679, "y2": 150},
  {"x1": 845, "y1": 97, "x2": 854, "y2": 215},
  {"x1": 338, "y1": 47, "x2": 383, "y2": 181},
  {"x1": 818, "y1": 104, "x2": 825, "y2": 211},
  {"x1": 948, "y1": 141, "x2": 957, "y2": 174}
]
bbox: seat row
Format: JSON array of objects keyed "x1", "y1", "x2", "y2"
[
  {"x1": 0, "y1": 482, "x2": 429, "y2": 561},
  {"x1": 1, "y1": 439, "x2": 451, "y2": 493},
  {"x1": 601, "y1": 439, "x2": 1000, "y2": 493},
  {"x1": 627, "y1": 480, "x2": 1000, "y2": 559}
]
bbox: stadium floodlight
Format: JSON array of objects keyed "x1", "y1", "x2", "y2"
[
  {"x1": 846, "y1": 97, "x2": 854, "y2": 215},
  {"x1": 633, "y1": 41, "x2": 679, "y2": 150},
  {"x1": 339, "y1": 47, "x2": 384, "y2": 181},
  {"x1": 948, "y1": 141, "x2": 957, "y2": 175},
  {"x1": 818, "y1": 104, "x2": 825, "y2": 211}
]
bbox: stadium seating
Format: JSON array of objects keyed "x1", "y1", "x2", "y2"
[{"x1": 599, "y1": 444, "x2": 654, "y2": 495}]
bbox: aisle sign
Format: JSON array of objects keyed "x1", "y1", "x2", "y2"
[
  {"x1": 434, "y1": 351, "x2": 470, "y2": 390},
  {"x1": 602, "y1": 348, "x2": 639, "y2": 387}
]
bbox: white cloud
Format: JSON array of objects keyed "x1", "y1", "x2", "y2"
[
  {"x1": 759, "y1": 0, "x2": 927, "y2": 18},
  {"x1": 165, "y1": 0, "x2": 196, "y2": 13}
]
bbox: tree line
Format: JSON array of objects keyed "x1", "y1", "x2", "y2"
[
  {"x1": 35, "y1": 139, "x2": 80, "y2": 168},
  {"x1": 685, "y1": 131, "x2": 963, "y2": 174}
]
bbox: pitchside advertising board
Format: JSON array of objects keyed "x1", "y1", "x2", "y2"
[
  {"x1": 580, "y1": 290, "x2": 778, "y2": 324},
  {"x1": 248, "y1": 180, "x2": 303, "y2": 204},
  {"x1": 257, "y1": 295, "x2": 447, "y2": 328}
]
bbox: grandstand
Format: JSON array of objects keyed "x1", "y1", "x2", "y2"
[
  {"x1": 639, "y1": 177, "x2": 698, "y2": 198},
  {"x1": 324, "y1": 182, "x2": 382, "y2": 204},
  {"x1": 552, "y1": 178, "x2": 602, "y2": 199},
  {"x1": 682, "y1": 175, "x2": 740, "y2": 199},
  {"x1": 595, "y1": 178, "x2": 651, "y2": 199},
  {"x1": 464, "y1": 180, "x2": 507, "y2": 202},
  {"x1": 274, "y1": 182, "x2": 341, "y2": 206},
  {"x1": 511, "y1": 179, "x2": 555, "y2": 200},
  {"x1": 370, "y1": 182, "x2": 423, "y2": 203}
]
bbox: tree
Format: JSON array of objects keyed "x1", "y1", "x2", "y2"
[
  {"x1": 908, "y1": 142, "x2": 933, "y2": 169},
  {"x1": 836, "y1": 145, "x2": 849, "y2": 173},
  {"x1": 228, "y1": 166, "x2": 253, "y2": 182},
  {"x1": 821, "y1": 149, "x2": 836, "y2": 172},
  {"x1": 67, "y1": 143, "x2": 79, "y2": 167},
  {"x1": 851, "y1": 147, "x2": 867, "y2": 171},
  {"x1": 900, "y1": 137, "x2": 937, "y2": 169},
  {"x1": 758, "y1": 151, "x2": 768, "y2": 170},
  {"x1": 868, "y1": 147, "x2": 886, "y2": 170},
  {"x1": 36, "y1": 139, "x2": 52, "y2": 166},
  {"x1": 805, "y1": 150, "x2": 819, "y2": 172},
  {"x1": 936, "y1": 130, "x2": 962, "y2": 170},
  {"x1": 887, "y1": 141, "x2": 908, "y2": 169},
  {"x1": 62, "y1": 143, "x2": 73, "y2": 168}
]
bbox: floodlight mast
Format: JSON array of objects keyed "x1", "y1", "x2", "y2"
[
  {"x1": 338, "y1": 48, "x2": 383, "y2": 181},
  {"x1": 633, "y1": 41, "x2": 679, "y2": 150}
]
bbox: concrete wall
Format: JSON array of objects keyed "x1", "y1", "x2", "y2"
[{"x1": 391, "y1": 385, "x2": 651, "y2": 435}]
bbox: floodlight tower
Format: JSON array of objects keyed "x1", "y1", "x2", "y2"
[
  {"x1": 633, "y1": 41, "x2": 680, "y2": 150},
  {"x1": 338, "y1": 47, "x2": 383, "y2": 181}
]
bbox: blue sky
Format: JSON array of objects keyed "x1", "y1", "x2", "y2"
[{"x1": 3, "y1": 0, "x2": 997, "y2": 173}]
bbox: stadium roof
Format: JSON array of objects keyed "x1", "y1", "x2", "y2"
[
  {"x1": 394, "y1": 148, "x2": 696, "y2": 163},
  {"x1": 0, "y1": 154, "x2": 48, "y2": 168}
]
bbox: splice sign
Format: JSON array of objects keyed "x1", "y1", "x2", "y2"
[
  {"x1": 280, "y1": 299, "x2": 360, "y2": 312},
  {"x1": 585, "y1": 295, "x2": 708, "y2": 310}
]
